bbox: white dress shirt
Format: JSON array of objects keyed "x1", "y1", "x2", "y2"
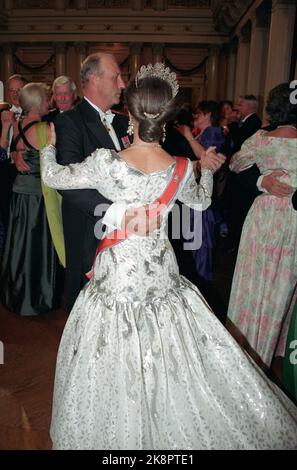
[
  {"x1": 83, "y1": 97, "x2": 126, "y2": 232},
  {"x1": 84, "y1": 97, "x2": 121, "y2": 151}
]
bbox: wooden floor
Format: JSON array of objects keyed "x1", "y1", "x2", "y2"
[{"x1": 0, "y1": 306, "x2": 68, "y2": 450}]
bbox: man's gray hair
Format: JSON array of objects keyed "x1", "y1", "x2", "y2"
[
  {"x1": 8, "y1": 74, "x2": 28, "y2": 85},
  {"x1": 241, "y1": 94, "x2": 259, "y2": 113},
  {"x1": 80, "y1": 52, "x2": 114, "y2": 87},
  {"x1": 52, "y1": 75, "x2": 77, "y2": 93}
]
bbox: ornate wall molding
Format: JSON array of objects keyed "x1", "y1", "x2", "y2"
[
  {"x1": 213, "y1": 0, "x2": 254, "y2": 33},
  {"x1": 0, "y1": 1, "x2": 226, "y2": 45}
]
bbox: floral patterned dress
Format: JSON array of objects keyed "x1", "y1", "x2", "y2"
[{"x1": 227, "y1": 130, "x2": 297, "y2": 367}]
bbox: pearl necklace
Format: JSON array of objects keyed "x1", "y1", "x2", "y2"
[{"x1": 130, "y1": 142, "x2": 162, "y2": 149}]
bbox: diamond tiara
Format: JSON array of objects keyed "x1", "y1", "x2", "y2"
[{"x1": 135, "y1": 63, "x2": 179, "y2": 98}]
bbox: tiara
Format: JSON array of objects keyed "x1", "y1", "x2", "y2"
[{"x1": 135, "y1": 63, "x2": 179, "y2": 98}]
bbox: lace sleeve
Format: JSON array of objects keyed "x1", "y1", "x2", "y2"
[
  {"x1": 41, "y1": 145, "x2": 107, "y2": 190},
  {"x1": 229, "y1": 131, "x2": 262, "y2": 173},
  {"x1": 178, "y1": 161, "x2": 213, "y2": 211}
]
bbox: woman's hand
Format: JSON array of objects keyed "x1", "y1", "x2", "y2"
[
  {"x1": 200, "y1": 146, "x2": 226, "y2": 172},
  {"x1": 48, "y1": 122, "x2": 56, "y2": 146}
]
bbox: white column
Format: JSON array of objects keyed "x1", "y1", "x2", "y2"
[
  {"x1": 264, "y1": 0, "x2": 296, "y2": 103},
  {"x1": 247, "y1": 9, "x2": 270, "y2": 99},
  {"x1": 206, "y1": 46, "x2": 220, "y2": 100},
  {"x1": 234, "y1": 26, "x2": 251, "y2": 100},
  {"x1": 225, "y1": 42, "x2": 237, "y2": 101}
]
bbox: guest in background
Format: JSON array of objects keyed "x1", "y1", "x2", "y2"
[
  {"x1": 224, "y1": 93, "x2": 291, "y2": 253},
  {"x1": 0, "y1": 82, "x2": 59, "y2": 316},
  {"x1": 44, "y1": 75, "x2": 78, "y2": 122},
  {"x1": 176, "y1": 100, "x2": 225, "y2": 281},
  {"x1": 228, "y1": 95, "x2": 262, "y2": 153},
  {"x1": 227, "y1": 83, "x2": 297, "y2": 372},
  {"x1": 219, "y1": 100, "x2": 233, "y2": 134},
  {"x1": 0, "y1": 75, "x2": 28, "y2": 247}
]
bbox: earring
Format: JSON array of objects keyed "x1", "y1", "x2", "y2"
[
  {"x1": 127, "y1": 119, "x2": 134, "y2": 136},
  {"x1": 162, "y1": 124, "x2": 166, "y2": 142}
]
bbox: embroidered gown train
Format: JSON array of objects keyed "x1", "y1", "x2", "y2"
[{"x1": 41, "y1": 145, "x2": 297, "y2": 450}]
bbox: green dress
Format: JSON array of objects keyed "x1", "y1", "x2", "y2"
[{"x1": 0, "y1": 121, "x2": 59, "y2": 315}]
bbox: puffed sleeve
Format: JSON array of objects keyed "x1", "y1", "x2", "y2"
[
  {"x1": 41, "y1": 144, "x2": 108, "y2": 190},
  {"x1": 229, "y1": 130, "x2": 262, "y2": 173},
  {"x1": 177, "y1": 159, "x2": 213, "y2": 211}
]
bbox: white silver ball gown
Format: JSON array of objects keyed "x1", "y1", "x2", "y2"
[{"x1": 41, "y1": 146, "x2": 297, "y2": 450}]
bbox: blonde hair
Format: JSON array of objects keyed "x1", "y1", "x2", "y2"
[{"x1": 19, "y1": 82, "x2": 49, "y2": 113}]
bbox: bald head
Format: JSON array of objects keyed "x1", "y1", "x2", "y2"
[{"x1": 80, "y1": 52, "x2": 125, "y2": 111}]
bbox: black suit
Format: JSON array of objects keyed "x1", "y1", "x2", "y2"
[
  {"x1": 293, "y1": 190, "x2": 297, "y2": 211},
  {"x1": 225, "y1": 114, "x2": 262, "y2": 251},
  {"x1": 42, "y1": 108, "x2": 60, "y2": 123},
  {"x1": 55, "y1": 98, "x2": 128, "y2": 309},
  {"x1": 228, "y1": 113, "x2": 262, "y2": 154},
  {"x1": 0, "y1": 111, "x2": 21, "y2": 245}
]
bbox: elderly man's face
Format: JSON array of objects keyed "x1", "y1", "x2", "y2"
[
  {"x1": 53, "y1": 83, "x2": 76, "y2": 112},
  {"x1": 95, "y1": 56, "x2": 125, "y2": 111},
  {"x1": 8, "y1": 78, "x2": 24, "y2": 107},
  {"x1": 237, "y1": 98, "x2": 253, "y2": 119}
]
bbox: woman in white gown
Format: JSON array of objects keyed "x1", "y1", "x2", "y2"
[{"x1": 41, "y1": 64, "x2": 297, "y2": 450}]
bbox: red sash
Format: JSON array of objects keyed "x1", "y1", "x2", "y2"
[{"x1": 86, "y1": 157, "x2": 188, "y2": 280}]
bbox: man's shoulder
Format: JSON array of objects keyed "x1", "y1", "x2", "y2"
[
  {"x1": 54, "y1": 101, "x2": 85, "y2": 126},
  {"x1": 245, "y1": 113, "x2": 262, "y2": 126}
]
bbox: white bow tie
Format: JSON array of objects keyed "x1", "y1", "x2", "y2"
[
  {"x1": 10, "y1": 105, "x2": 22, "y2": 116},
  {"x1": 102, "y1": 111, "x2": 115, "y2": 125}
]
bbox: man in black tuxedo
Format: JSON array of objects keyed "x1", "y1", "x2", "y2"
[
  {"x1": 228, "y1": 95, "x2": 262, "y2": 154},
  {"x1": 43, "y1": 75, "x2": 78, "y2": 123},
  {"x1": 0, "y1": 74, "x2": 27, "y2": 245},
  {"x1": 55, "y1": 52, "x2": 159, "y2": 310}
]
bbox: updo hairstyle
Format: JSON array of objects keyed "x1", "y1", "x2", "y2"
[{"x1": 125, "y1": 76, "x2": 181, "y2": 142}]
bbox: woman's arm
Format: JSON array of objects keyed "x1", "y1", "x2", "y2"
[
  {"x1": 229, "y1": 132, "x2": 259, "y2": 173},
  {"x1": 41, "y1": 144, "x2": 106, "y2": 190},
  {"x1": 174, "y1": 124, "x2": 206, "y2": 158},
  {"x1": 178, "y1": 150, "x2": 225, "y2": 211}
]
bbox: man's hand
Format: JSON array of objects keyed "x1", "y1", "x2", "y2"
[
  {"x1": 262, "y1": 171, "x2": 294, "y2": 197},
  {"x1": 1, "y1": 110, "x2": 14, "y2": 127},
  {"x1": 12, "y1": 150, "x2": 30, "y2": 172},
  {"x1": 123, "y1": 203, "x2": 162, "y2": 236}
]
